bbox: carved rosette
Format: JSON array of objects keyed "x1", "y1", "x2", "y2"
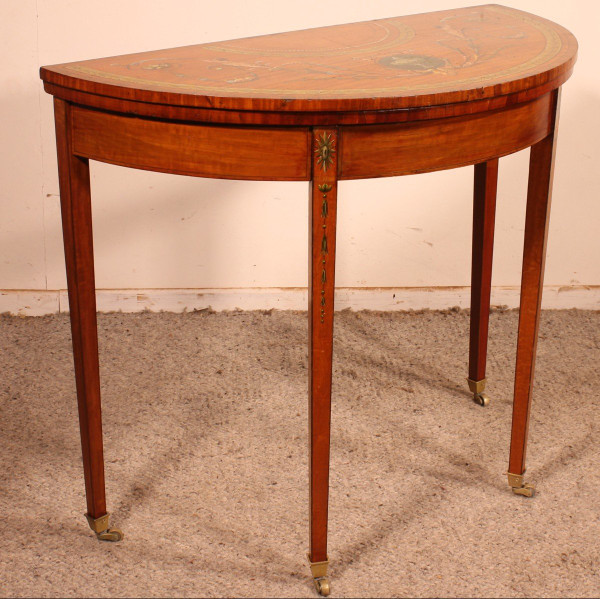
[{"x1": 315, "y1": 132, "x2": 336, "y2": 172}]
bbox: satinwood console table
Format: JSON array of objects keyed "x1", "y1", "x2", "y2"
[{"x1": 40, "y1": 5, "x2": 577, "y2": 595}]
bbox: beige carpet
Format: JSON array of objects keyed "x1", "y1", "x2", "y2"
[{"x1": 0, "y1": 308, "x2": 599, "y2": 598}]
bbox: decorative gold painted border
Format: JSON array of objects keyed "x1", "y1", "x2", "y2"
[{"x1": 62, "y1": 6, "x2": 567, "y2": 98}]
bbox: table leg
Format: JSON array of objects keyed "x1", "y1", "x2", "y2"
[
  {"x1": 468, "y1": 159, "x2": 498, "y2": 407},
  {"x1": 508, "y1": 89, "x2": 561, "y2": 498},
  {"x1": 54, "y1": 98, "x2": 122, "y2": 541},
  {"x1": 307, "y1": 128, "x2": 338, "y2": 597}
]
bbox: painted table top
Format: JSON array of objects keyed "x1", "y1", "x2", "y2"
[{"x1": 40, "y1": 4, "x2": 577, "y2": 113}]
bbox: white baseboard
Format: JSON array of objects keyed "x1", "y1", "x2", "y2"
[{"x1": 1, "y1": 286, "x2": 599, "y2": 316}]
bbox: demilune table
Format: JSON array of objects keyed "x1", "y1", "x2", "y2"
[{"x1": 40, "y1": 5, "x2": 577, "y2": 595}]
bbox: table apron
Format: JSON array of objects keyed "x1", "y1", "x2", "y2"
[
  {"x1": 70, "y1": 105, "x2": 312, "y2": 181},
  {"x1": 70, "y1": 93, "x2": 554, "y2": 181},
  {"x1": 339, "y1": 93, "x2": 554, "y2": 179}
]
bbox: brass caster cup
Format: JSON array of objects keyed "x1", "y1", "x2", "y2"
[
  {"x1": 512, "y1": 484, "x2": 535, "y2": 497},
  {"x1": 473, "y1": 392, "x2": 490, "y2": 407},
  {"x1": 85, "y1": 513, "x2": 124, "y2": 542},
  {"x1": 507, "y1": 473, "x2": 536, "y2": 497},
  {"x1": 314, "y1": 578, "x2": 330, "y2": 596},
  {"x1": 308, "y1": 554, "x2": 330, "y2": 597},
  {"x1": 96, "y1": 528, "x2": 124, "y2": 542},
  {"x1": 467, "y1": 378, "x2": 490, "y2": 407}
]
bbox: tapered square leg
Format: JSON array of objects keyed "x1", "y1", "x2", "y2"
[
  {"x1": 468, "y1": 159, "x2": 498, "y2": 407},
  {"x1": 54, "y1": 98, "x2": 121, "y2": 541},
  {"x1": 307, "y1": 129, "x2": 338, "y2": 596},
  {"x1": 508, "y1": 89, "x2": 561, "y2": 496}
]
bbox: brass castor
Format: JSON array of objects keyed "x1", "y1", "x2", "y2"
[
  {"x1": 474, "y1": 392, "x2": 490, "y2": 407},
  {"x1": 512, "y1": 485, "x2": 535, "y2": 497},
  {"x1": 96, "y1": 528, "x2": 124, "y2": 542},
  {"x1": 507, "y1": 473, "x2": 536, "y2": 497},
  {"x1": 85, "y1": 513, "x2": 124, "y2": 542},
  {"x1": 308, "y1": 554, "x2": 330, "y2": 596},
  {"x1": 467, "y1": 378, "x2": 490, "y2": 407},
  {"x1": 314, "y1": 578, "x2": 330, "y2": 596}
]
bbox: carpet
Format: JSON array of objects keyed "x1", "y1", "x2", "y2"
[{"x1": 0, "y1": 309, "x2": 598, "y2": 597}]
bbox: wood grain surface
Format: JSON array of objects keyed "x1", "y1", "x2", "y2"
[
  {"x1": 339, "y1": 93, "x2": 552, "y2": 179},
  {"x1": 308, "y1": 129, "x2": 339, "y2": 564},
  {"x1": 54, "y1": 98, "x2": 107, "y2": 520},
  {"x1": 509, "y1": 89, "x2": 561, "y2": 476},
  {"x1": 71, "y1": 106, "x2": 311, "y2": 181},
  {"x1": 40, "y1": 5, "x2": 577, "y2": 114},
  {"x1": 469, "y1": 159, "x2": 498, "y2": 384}
]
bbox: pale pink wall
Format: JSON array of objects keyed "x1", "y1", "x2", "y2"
[{"x1": 1, "y1": 1, "x2": 598, "y2": 299}]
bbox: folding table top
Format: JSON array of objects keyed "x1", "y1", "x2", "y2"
[{"x1": 40, "y1": 4, "x2": 577, "y2": 113}]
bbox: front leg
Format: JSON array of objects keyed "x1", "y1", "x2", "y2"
[
  {"x1": 307, "y1": 129, "x2": 338, "y2": 596},
  {"x1": 54, "y1": 98, "x2": 122, "y2": 541},
  {"x1": 508, "y1": 89, "x2": 561, "y2": 497}
]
